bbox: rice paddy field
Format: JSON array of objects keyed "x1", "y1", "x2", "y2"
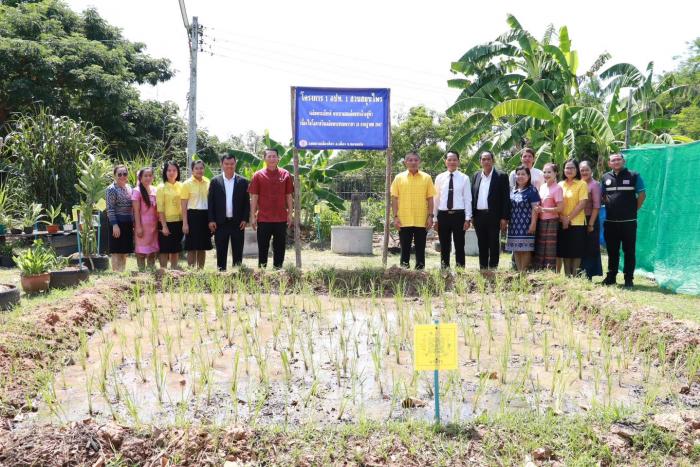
[{"x1": 1, "y1": 257, "x2": 700, "y2": 465}]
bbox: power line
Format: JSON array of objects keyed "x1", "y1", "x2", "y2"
[
  {"x1": 205, "y1": 43, "x2": 455, "y2": 98},
  {"x1": 203, "y1": 51, "x2": 455, "y2": 109},
  {"x1": 205, "y1": 28, "x2": 450, "y2": 80}
]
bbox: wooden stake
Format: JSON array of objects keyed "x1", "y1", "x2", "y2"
[
  {"x1": 382, "y1": 149, "x2": 393, "y2": 267},
  {"x1": 290, "y1": 87, "x2": 302, "y2": 268}
]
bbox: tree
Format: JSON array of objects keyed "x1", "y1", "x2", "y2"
[
  {"x1": 0, "y1": 108, "x2": 107, "y2": 210},
  {"x1": 446, "y1": 15, "x2": 692, "y2": 171},
  {"x1": 0, "y1": 0, "x2": 174, "y2": 155},
  {"x1": 447, "y1": 15, "x2": 617, "y2": 168},
  {"x1": 661, "y1": 38, "x2": 700, "y2": 140}
]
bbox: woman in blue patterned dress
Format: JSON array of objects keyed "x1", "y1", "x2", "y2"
[{"x1": 506, "y1": 165, "x2": 541, "y2": 271}]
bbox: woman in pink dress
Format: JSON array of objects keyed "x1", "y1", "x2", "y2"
[
  {"x1": 533, "y1": 162, "x2": 564, "y2": 270},
  {"x1": 131, "y1": 167, "x2": 159, "y2": 271}
]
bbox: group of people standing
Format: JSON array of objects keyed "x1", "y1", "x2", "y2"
[
  {"x1": 390, "y1": 149, "x2": 645, "y2": 287},
  {"x1": 105, "y1": 149, "x2": 294, "y2": 272}
]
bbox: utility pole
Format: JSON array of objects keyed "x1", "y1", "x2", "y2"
[{"x1": 186, "y1": 16, "x2": 199, "y2": 177}]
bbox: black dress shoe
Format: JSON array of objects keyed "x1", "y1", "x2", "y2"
[
  {"x1": 624, "y1": 278, "x2": 634, "y2": 288},
  {"x1": 602, "y1": 275, "x2": 616, "y2": 286}
]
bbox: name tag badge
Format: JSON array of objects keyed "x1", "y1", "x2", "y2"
[{"x1": 623, "y1": 180, "x2": 630, "y2": 184}]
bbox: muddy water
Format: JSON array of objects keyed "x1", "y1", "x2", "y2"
[{"x1": 28, "y1": 290, "x2": 680, "y2": 427}]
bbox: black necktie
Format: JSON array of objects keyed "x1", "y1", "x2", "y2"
[{"x1": 447, "y1": 173, "x2": 454, "y2": 210}]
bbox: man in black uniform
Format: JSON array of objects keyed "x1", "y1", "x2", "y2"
[{"x1": 601, "y1": 153, "x2": 646, "y2": 288}]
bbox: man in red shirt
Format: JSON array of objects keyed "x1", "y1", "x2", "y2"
[{"x1": 248, "y1": 148, "x2": 294, "y2": 268}]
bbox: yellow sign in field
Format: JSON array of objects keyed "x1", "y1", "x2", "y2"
[{"x1": 414, "y1": 323, "x2": 458, "y2": 371}]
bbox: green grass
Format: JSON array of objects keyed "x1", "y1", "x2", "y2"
[{"x1": 2, "y1": 245, "x2": 698, "y2": 322}]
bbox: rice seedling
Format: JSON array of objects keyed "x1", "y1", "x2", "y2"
[
  {"x1": 121, "y1": 383, "x2": 140, "y2": 426},
  {"x1": 370, "y1": 331, "x2": 384, "y2": 396},
  {"x1": 499, "y1": 329, "x2": 512, "y2": 385},
  {"x1": 657, "y1": 338, "x2": 667, "y2": 376},
  {"x1": 152, "y1": 352, "x2": 166, "y2": 403},
  {"x1": 576, "y1": 341, "x2": 584, "y2": 380},
  {"x1": 78, "y1": 329, "x2": 89, "y2": 371},
  {"x1": 683, "y1": 347, "x2": 700, "y2": 387},
  {"x1": 473, "y1": 371, "x2": 490, "y2": 414},
  {"x1": 37, "y1": 371, "x2": 64, "y2": 421}
]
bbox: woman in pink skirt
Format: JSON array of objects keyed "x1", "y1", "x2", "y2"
[{"x1": 131, "y1": 167, "x2": 159, "y2": 271}]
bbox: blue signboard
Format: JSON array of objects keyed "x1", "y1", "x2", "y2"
[{"x1": 294, "y1": 87, "x2": 390, "y2": 150}]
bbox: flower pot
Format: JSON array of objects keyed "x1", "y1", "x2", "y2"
[
  {"x1": 50, "y1": 267, "x2": 89, "y2": 289},
  {"x1": 331, "y1": 226, "x2": 374, "y2": 255},
  {"x1": 11, "y1": 228, "x2": 22, "y2": 235},
  {"x1": 20, "y1": 273, "x2": 51, "y2": 294},
  {"x1": 0, "y1": 255, "x2": 15, "y2": 268},
  {"x1": 0, "y1": 224, "x2": 6, "y2": 235},
  {"x1": 47, "y1": 225, "x2": 60, "y2": 234},
  {"x1": 63, "y1": 223, "x2": 74, "y2": 232},
  {"x1": 70, "y1": 255, "x2": 109, "y2": 271},
  {"x1": 23, "y1": 226, "x2": 34, "y2": 235},
  {"x1": 0, "y1": 284, "x2": 20, "y2": 311}
]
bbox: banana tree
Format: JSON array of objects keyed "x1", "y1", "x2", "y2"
[
  {"x1": 600, "y1": 63, "x2": 696, "y2": 145},
  {"x1": 227, "y1": 134, "x2": 367, "y2": 225},
  {"x1": 447, "y1": 15, "x2": 613, "y2": 168}
]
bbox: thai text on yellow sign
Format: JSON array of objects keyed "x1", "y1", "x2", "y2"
[{"x1": 413, "y1": 323, "x2": 458, "y2": 371}]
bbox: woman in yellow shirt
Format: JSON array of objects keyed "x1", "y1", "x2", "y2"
[
  {"x1": 180, "y1": 160, "x2": 212, "y2": 269},
  {"x1": 156, "y1": 161, "x2": 183, "y2": 269},
  {"x1": 557, "y1": 158, "x2": 588, "y2": 276}
]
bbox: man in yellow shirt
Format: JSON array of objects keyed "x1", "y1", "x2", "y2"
[{"x1": 390, "y1": 152, "x2": 437, "y2": 269}]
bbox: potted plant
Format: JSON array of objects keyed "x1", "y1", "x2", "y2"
[
  {"x1": 0, "y1": 243, "x2": 16, "y2": 268},
  {"x1": 9, "y1": 219, "x2": 22, "y2": 235},
  {"x1": 62, "y1": 212, "x2": 74, "y2": 232},
  {"x1": 13, "y1": 240, "x2": 56, "y2": 293},
  {"x1": 72, "y1": 154, "x2": 110, "y2": 271},
  {"x1": 44, "y1": 204, "x2": 63, "y2": 234},
  {"x1": 20, "y1": 203, "x2": 44, "y2": 234},
  {"x1": 0, "y1": 283, "x2": 20, "y2": 311},
  {"x1": 49, "y1": 254, "x2": 89, "y2": 289},
  {"x1": 0, "y1": 182, "x2": 11, "y2": 235}
]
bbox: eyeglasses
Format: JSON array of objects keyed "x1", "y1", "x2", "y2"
[{"x1": 117, "y1": 172, "x2": 128, "y2": 177}]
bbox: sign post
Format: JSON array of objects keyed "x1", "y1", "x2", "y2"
[
  {"x1": 291, "y1": 87, "x2": 391, "y2": 265},
  {"x1": 414, "y1": 322, "x2": 458, "y2": 424}
]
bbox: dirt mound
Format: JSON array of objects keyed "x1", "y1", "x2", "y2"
[{"x1": 0, "y1": 279, "x2": 130, "y2": 419}]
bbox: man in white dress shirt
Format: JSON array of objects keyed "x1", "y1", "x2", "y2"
[
  {"x1": 509, "y1": 147, "x2": 544, "y2": 190},
  {"x1": 433, "y1": 151, "x2": 472, "y2": 268}
]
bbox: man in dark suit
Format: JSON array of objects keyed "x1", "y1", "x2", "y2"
[
  {"x1": 208, "y1": 153, "x2": 250, "y2": 271},
  {"x1": 471, "y1": 151, "x2": 511, "y2": 270}
]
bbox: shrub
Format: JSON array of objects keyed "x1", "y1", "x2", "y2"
[{"x1": 318, "y1": 205, "x2": 345, "y2": 241}]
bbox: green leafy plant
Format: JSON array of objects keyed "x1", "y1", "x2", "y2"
[
  {"x1": 0, "y1": 243, "x2": 15, "y2": 257},
  {"x1": 318, "y1": 205, "x2": 345, "y2": 241},
  {"x1": 44, "y1": 204, "x2": 63, "y2": 226},
  {"x1": 13, "y1": 240, "x2": 57, "y2": 276},
  {"x1": 75, "y1": 154, "x2": 111, "y2": 257},
  {"x1": 0, "y1": 182, "x2": 14, "y2": 227},
  {"x1": 1, "y1": 108, "x2": 105, "y2": 210},
  {"x1": 20, "y1": 203, "x2": 45, "y2": 229}
]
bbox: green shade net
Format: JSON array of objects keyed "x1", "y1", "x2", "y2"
[{"x1": 622, "y1": 141, "x2": 700, "y2": 295}]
